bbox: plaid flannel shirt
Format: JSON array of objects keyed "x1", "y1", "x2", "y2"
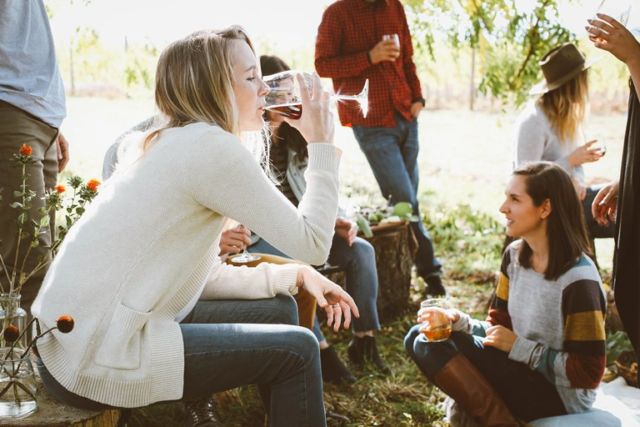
[{"x1": 315, "y1": 0, "x2": 424, "y2": 128}]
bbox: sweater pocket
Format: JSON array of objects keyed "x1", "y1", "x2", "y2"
[{"x1": 95, "y1": 302, "x2": 151, "y2": 370}]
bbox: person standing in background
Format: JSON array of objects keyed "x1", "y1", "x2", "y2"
[
  {"x1": 0, "y1": 0, "x2": 70, "y2": 312},
  {"x1": 315, "y1": 0, "x2": 445, "y2": 296}
]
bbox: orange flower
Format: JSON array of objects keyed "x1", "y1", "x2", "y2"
[
  {"x1": 55, "y1": 184, "x2": 66, "y2": 194},
  {"x1": 86, "y1": 179, "x2": 101, "y2": 192},
  {"x1": 56, "y1": 315, "x2": 74, "y2": 333},
  {"x1": 3, "y1": 325, "x2": 19, "y2": 343},
  {"x1": 19, "y1": 144, "x2": 33, "y2": 156}
]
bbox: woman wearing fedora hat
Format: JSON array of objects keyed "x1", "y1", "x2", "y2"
[{"x1": 514, "y1": 43, "x2": 615, "y2": 262}]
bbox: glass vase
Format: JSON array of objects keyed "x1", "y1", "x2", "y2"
[{"x1": 0, "y1": 293, "x2": 37, "y2": 418}]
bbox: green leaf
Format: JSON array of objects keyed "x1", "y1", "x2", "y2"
[
  {"x1": 39, "y1": 216, "x2": 50, "y2": 229},
  {"x1": 356, "y1": 213, "x2": 373, "y2": 238},
  {"x1": 393, "y1": 202, "x2": 413, "y2": 217}
]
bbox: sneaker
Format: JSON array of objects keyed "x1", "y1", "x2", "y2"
[
  {"x1": 347, "y1": 336, "x2": 391, "y2": 375},
  {"x1": 424, "y1": 273, "x2": 446, "y2": 296},
  {"x1": 320, "y1": 346, "x2": 356, "y2": 385},
  {"x1": 184, "y1": 397, "x2": 223, "y2": 427}
]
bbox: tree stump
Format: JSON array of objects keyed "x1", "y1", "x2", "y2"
[
  {"x1": 2, "y1": 383, "x2": 121, "y2": 427},
  {"x1": 364, "y1": 222, "x2": 417, "y2": 323}
]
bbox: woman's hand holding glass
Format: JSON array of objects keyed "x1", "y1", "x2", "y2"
[
  {"x1": 569, "y1": 140, "x2": 605, "y2": 166},
  {"x1": 265, "y1": 73, "x2": 335, "y2": 144},
  {"x1": 417, "y1": 300, "x2": 460, "y2": 342},
  {"x1": 264, "y1": 71, "x2": 369, "y2": 134},
  {"x1": 587, "y1": 13, "x2": 640, "y2": 66},
  {"x1": 297, "y1": 266, "x2": 360, "y2": 332},
  {"x1": 219, "y1": 224, "x2": 252, "y2": 256}
]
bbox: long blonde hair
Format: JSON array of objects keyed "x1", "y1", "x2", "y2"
[
  {"x1": 537, "y1": 70, "x2": 589, "y2": 143},
  {"x1": 143, "y1": 26, "x2": 254, "y2": 150}
]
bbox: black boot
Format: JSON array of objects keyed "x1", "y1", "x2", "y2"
[
  {"x1": 320, "y1": 346, "x2": 356, "y2": 384},
  {"x1": 347, "y1": 336, "x2": 390, "y2": 374},
  {"x1": 184, "y1": 397, "x2": 223, "y2": 427},
  {"x1": 424, "y1": 273, "x2": 446, "y2": 296}
]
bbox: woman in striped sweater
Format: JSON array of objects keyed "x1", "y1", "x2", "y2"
[{"x1": 405, "y1": 162, "x2": 606, "y2": 425}]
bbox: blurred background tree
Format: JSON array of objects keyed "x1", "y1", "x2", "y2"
[{"x1": 405, "y1": 0, "x2": 576, "y2": 106}]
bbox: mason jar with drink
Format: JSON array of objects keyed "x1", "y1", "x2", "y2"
[{"x1": 418, "y1": 298, "x2": 453, "y2": 342}]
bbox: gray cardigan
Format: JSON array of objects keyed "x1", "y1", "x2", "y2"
[{"x1": 513, "y1": 103, "x2": 585, "y2": 184}]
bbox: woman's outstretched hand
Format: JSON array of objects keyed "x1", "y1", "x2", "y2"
[
  {"x1": 297, "y1": 266, "x2": 359, "y2": 332},
  {"x1": 285, "y1": 73, "x2": 335, "y2": 144}
]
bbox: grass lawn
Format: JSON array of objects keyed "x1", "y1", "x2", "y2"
[{"x1": 59, "y1": 97, "x2": 628, "y2": 426}]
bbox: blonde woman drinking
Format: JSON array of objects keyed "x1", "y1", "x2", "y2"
[{"x1": 32, "y1": 27, "x2": 357, "y2": 427}]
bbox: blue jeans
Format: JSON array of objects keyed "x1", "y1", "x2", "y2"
[
  {"x1": 37, "y1": 295, "x2": 326, "y2": 427},
  {"x1": 352, "y1": 115, "x2": 442, "y2": 277},
  {"x1": 404, "y1": 326, "x2": 566, "y2": 421},
  {"x1": 249, "y1": 234, "x2": 381, "y2": 342}
]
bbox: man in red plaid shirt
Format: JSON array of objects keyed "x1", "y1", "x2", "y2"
[{"x1": 315, "y1": 0, "x2": 445, "y2": 296}]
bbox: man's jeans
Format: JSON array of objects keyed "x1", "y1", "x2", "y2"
[
  {"x1": 37, "y1": 295, "x2": 326, "y2": 427},
  {"x1": 249, "y1": 235, "x2": 381, "y2": 342},
  {"x1": 352, "y1": 115, "x2": 442, "y2": 277},
  {"x1": 404, "y1": 326, "x2": 566, "y2": 421}
]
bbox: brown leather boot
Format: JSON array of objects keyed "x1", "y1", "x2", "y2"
[{"x1": 433, "y1": 354, "x2": 521, "y2": 427}]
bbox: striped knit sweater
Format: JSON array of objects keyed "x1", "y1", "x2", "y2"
[{"x1": 456, "y1": 240, "x2": 606, "y2": 413}]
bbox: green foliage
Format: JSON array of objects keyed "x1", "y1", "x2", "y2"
[
  {"x1": 425, "y1": 203, "x2": 504, "y2": 275},
  {"x1": 404, "y1": 0, "x2": 576, "y2": 106},
  {"x1": 124, "y1": 43, "x2": 158, "y2": 90}
]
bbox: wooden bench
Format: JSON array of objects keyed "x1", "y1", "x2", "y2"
[{"x1": 2, "y1": 383, "x2": 122, "y2": 427}]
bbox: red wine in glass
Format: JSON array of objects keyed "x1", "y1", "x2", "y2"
[{"x1": 265, "y1": 103, "x2": 302, "y2": 119}]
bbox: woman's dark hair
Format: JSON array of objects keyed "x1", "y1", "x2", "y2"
[
  {"x1": 259, "y1": 55, "x2": 308, "y2": 158},
  {"x1": 513, "y1": 161, "x2": 593, "y2": 280}
]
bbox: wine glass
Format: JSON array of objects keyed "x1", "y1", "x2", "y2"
[
  {"x1": 228, "y1": 225, "x2": 261, "y2": 264},
  {"x1": 264, "y1": 71, "x2": 369, "y2": 119},
  {"x1": 595, "y1": 0, "x2": 631, "y2": 26},
  {"x1": 229, "y1": 248, "x2": 261, "y2": 265}
]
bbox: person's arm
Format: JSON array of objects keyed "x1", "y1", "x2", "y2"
[
  {"x1": 202, "y1": 253, "x2": 360, "y2": 330},
  {"x1": 448, "y1": 249, "x2": 513, "y2": 337},
  {"x1": 587, "y1": 13, "x2": 640, "y2": 99},
  {"x1": 202, "y1": 254, "x2": 300, "y2": 300},
  {"x1": 314, "y1": 7, "x2": 371, "y2": 79},
  {"x1": 485, "y1": 249, "x2": 514, "y2": 331},
  {"x1": 508, "y1": 279, "x2": 606, "y2": 389},
  {"x1": 185, "y1": 131, "x2": 340, "y2": 266}
]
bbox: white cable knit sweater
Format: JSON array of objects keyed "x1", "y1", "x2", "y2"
[{"x1": 31, "y1": 122, "x2": 341, "y2": 407}]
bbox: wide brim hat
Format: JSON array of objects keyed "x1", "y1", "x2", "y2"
[{"x1": 529, "y1": 43, "x2": 596, "y2": 96}]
